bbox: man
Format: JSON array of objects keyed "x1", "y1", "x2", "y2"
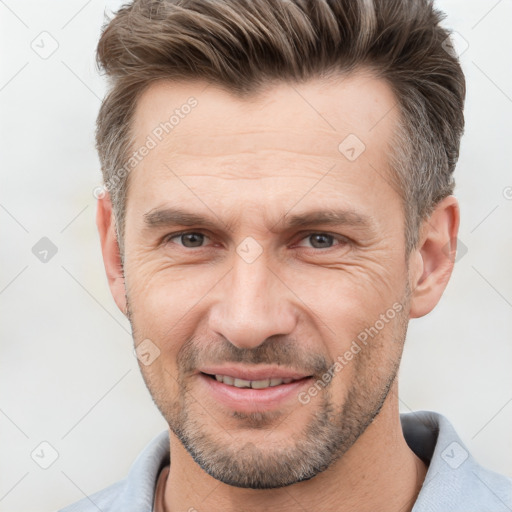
[{"x1": 61, "y1": 0, "x2": 512, "y2": 510}]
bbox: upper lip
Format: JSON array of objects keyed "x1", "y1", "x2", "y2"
[{"x1": 198, "y1": 366, "x2": 311, "y2": 381}]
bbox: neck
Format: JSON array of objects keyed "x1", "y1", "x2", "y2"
[{"x1": 162, "y1": 383, "x2": 427, "y2": 512}]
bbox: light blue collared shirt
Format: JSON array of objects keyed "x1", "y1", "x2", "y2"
[{"x1": 59, "y1": 411, "x2": 512, "y2": 511}]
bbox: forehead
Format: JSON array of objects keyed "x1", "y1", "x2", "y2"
[
  {"x1": 126, "y1": 72, "x2": 401, "y2": 226},
  {"x1": 131, "y1": 71, "x2": 398, "y2": 160}
]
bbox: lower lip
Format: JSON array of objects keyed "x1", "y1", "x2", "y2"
[{"x1": 198, "y1": 373, "x2": 312, "y2": 413}]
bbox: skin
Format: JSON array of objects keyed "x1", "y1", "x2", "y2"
[{"x1": 97, "y1": 71, "x2": 460, "y2": 511}]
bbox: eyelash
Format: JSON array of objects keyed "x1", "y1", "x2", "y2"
[{"x1": 162, "y1": 231, "x2": 351, "y2": 250}]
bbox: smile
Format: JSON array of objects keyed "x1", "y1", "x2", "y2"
[
  {"x1": 197, "y1": 369, "x2": 313, "y2": 412},
  {"x1": 207, "y1": 373, "x2": 299, "y2": 389}
]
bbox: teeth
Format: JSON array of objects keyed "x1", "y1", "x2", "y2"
[
  {"x1": 233, "y1": 378, "x2": 251, "y2": 388},
  {"x1": 214, "y1": 375, "x2": 297, "y2": 389},
  {"x1": 251, "y1": 378, "x2": 270, "y2": 389}
]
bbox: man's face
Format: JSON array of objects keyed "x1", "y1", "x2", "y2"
[{"x1": 122, "y1": 73, "x2": 413, "y2": 488}]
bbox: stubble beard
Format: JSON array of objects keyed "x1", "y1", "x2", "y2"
[{"x1": 127, "y1": 291, "x2": 410, "y2": 489}]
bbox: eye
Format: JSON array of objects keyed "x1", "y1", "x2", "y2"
[
  {"x1": 296, "y1": 233, "x2": 346, "y2": 249},
  {"x1": 167, "y1": 232, "x2": 209, "y2": 248}
]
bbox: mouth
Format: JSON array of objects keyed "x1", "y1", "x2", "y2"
[
  {"x1": 201, "y1": 372, "x2": 307, "y2": 389},
  {"x1": 197, "y1": 367, "x2": 314, "y2": 412}
]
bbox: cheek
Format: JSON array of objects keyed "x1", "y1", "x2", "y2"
[
  {"x1": 283, "y1": 260, "x2": 403, "y2": 324},
  {"x1": 323, "y1": 303, "x2": 408, "y2": 403},
  {"x1": 127, "y1": 259, "x2": 211, "y2": 316},
  {"x1": 283, "y1": 263, "x2": 407, "y2": 377},
  {"x1": 126, "y1": 263, "x2": 225, "y2": 367}
]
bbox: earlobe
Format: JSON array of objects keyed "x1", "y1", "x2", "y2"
[
  {"x1": 96, "y1": 193, "x2": 128, "y2": 315},
  {"x1": 409, "y1": 196, "x2": 460, "y2": 319}
]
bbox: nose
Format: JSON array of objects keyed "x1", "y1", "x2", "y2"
[{"x1": 207, "y1": 255, "x2": 298, "y2": 350}]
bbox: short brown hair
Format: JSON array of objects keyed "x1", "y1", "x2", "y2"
[{"x1": 95, "y1": 0, "x2": 465, "y2": 257}]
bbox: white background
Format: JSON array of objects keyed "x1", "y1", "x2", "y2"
[{"x1": 1, "y1": 1, "x2": 511, "y2": 510}]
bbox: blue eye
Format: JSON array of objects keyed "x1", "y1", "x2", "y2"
[
  {"x1": 305, "y1": 233, "x2": 335, "y2": 248},
  {"x1": 164, "y1": 231, "x2": 346, "y2": 251},
  {"x1": 169, "y1": 232, "x2": 208, "y2": 247},
  {"x1": 295, "y1": 233, "x2": 343, "y2": 249}
]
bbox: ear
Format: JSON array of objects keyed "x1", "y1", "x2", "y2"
[
  {"x1": 96, "y1": 193, "x2": 128, "y2": 316},
  {"x1": 409, "y1": 195, "x2": 460, "y2": 319}
]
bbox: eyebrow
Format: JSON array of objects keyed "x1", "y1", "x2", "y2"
[
  {"x1": 144, "y1": 208, "x2": 221, "y2": 230},
  {"x1": 281, "y1": 209, "x2": 374, "y2": 231},
  {"x1": 142, "y1": 207, "x2": 375, "y2": 234}
]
